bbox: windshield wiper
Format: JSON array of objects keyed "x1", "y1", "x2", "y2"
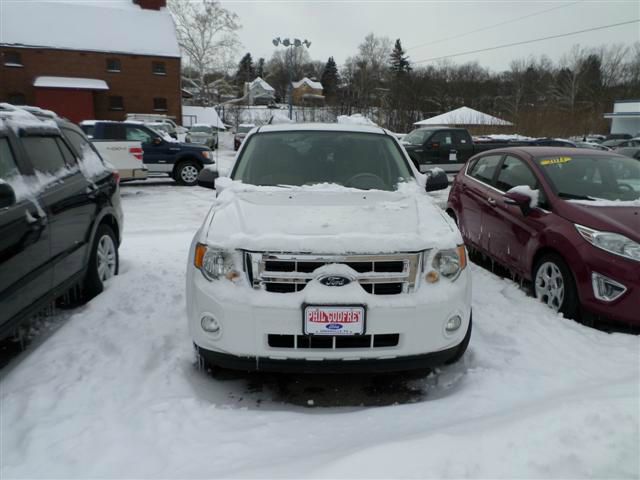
[{"x1": 558, "y1": 192, "x2": 596, "y2": 201}]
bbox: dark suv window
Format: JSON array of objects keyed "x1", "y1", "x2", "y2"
[
  {"x1": 468, "y1": 154, "x2": 501, "y2": 184},
  {"x1": 21, "y1": 136, "x2": 69, "y2": 175},
  {"x1": 125, "y1": 126, "x2": 153, "y2": 142},
  {"x1": 0, "y1": 138, "x2": 19, "y2": 179},
  {"x1": 101, "y1": 123, "x2": 126, "y2": 140},
  {"x1": 431, "y1": 131, "x2": 453, "y2": 146},
  {"x1": 495, "y1": 156, "x2": 537, "y2": 191}
]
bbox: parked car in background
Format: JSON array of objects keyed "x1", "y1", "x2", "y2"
[
  {"x1": 81, "y1": 121, "x2": 215, "y2": 186},
  {"x1": 613, "y1": 138, "x2": 640, "y2": 149},
  {"x1": 602, "y1": 138, "x2": 631, "y2": 148},
  {"x1": 447, "y1": 147, "x2": 639, "y2": 328},
  {"x1": 125, "y1": 113, "x2": 187, "y2": 139},
  {"x1": 402, "y1": 127, "x2": 528, "y2": 174},
  {"x1": 616, "y1": 147, "x2": 640, "y2": 160},
  {"x1": 574, "y1": 141, "x2": 611, "y2": 151},
  {"x1": 81, "y1": 120, "x2": 148, "y2": 182},
  {"x1": 188, "y1": 123, "x2": 471, "y2": 373},
  {"x1": 0, "y1": 104, "x2": 122, "y2": 339},
  {"x1": 234, "y1": 123, "x2": 255, "y2": 151},
  {"x1": 186, "y1": 123, "x2": 218, "y2": 149},
  {"x1": 529, "y1": 138, "x2": 576, "y2": 147}
]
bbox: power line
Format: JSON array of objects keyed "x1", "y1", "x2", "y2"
[
  {"x1": 405, "y1": 1, "x2": 582, "y2": 52},
  {"x1": 412, "y1": 19, "x2": 640, "y2": 65}
]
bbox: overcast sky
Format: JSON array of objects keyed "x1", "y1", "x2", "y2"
[{"x1": 225, "y1": 0, "x2": 640, "y2": 72}]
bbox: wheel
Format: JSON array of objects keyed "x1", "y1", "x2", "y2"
[
  {"x1": 83, "y1": 224, "x2": 118, "y2": 299},
  {"x1": 445, "y1": 315, "x2": 472, "y2": 365},
  {"x1": 175, "y1": 160, "x2": 201, "y2": 186},
  {"x1": 533, "y1": 254, "x2": 579, "y2": 319}
]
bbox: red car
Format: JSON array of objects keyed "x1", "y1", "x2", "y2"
[{"x1": 447, "y1": 147, "x2": 640, "y2": 327}]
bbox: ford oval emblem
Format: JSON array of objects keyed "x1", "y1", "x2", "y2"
[
  {"x1": 326, "y1": 324, "x2": 343, "y2": 330},
  {"x1": 319, "y1": 275, "x2": 352, "y2": 287}
]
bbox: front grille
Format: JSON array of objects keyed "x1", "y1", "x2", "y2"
[
  {"x1": 244, "y1": 252, "x2": 421, "y2": 295},
  {"x1": 267, "y1": 334, "x2": 400, "y2": 349}
]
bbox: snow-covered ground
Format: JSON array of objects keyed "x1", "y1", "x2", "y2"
[{"x1": 1, "y1": 135, "x2": 639, "y2": 479}]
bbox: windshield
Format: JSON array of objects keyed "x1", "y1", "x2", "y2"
[
  {"x1": 237, "y1": 125, "x2": 254, "y2": 134},
  {"x1": 149, "y1": 124, "x2": 170, "y2": 133},
  {"x1": 191, "y1": 126, "x2": 212, "y2": 133},
  {"x1": 233, "y1": 131, "x2": 413, "y2": 191},
  {"x1": 536, "y1": 154, "x2": 640, "y2": 201},
  {"x1": 402, "y1": 129, "x2": 432, "y2": 145}
]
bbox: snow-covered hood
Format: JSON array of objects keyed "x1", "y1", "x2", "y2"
[{"x1": 202, "y1": 181, "x2": 461, "y2": 253}]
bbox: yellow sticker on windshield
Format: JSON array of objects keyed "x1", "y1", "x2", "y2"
[{"x1": 540, "y1": 156, "x2": 572, "y2": 166}]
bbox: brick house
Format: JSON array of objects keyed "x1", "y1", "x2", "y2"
[
  {"x1": 290, "y1": 77, "x2": 324, "y2": 106},
  {"x1": 0, "y1": 0, "x2": 181, "y2": 124}
]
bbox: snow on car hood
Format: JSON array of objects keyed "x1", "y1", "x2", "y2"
[{"x1": 202, "y1": 180, "x2": 461, "y2": 253}]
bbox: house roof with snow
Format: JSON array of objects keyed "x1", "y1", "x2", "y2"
[
  {"x1": 182, "y1": 106, "x2": 225, "y2": 130},
  {"x1": 414, "y1": 106, "x2": 512, "y2": 126},
  {"x1": 0, "y1": 0, "x2": 181, "y2": 58},
  {"x1": 250, "y1": 77, "x2": 275, "y2": 92},
  {"x1": 292, "y1": 77, "x2": 323, "y2": 90}
]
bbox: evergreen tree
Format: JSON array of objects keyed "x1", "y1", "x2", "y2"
[
  {"x1": 235, "y1": 53, "x2": 255, "y2": 86},
  {"x1": 390, "y1": 39, "x2": 411, "y2": 75},
  {"x1": 256, "y1": 58, "x2": 265, "y2": 78},
  {"x1": 320, "y1": 56, "x2": 340, "y2": 101}
]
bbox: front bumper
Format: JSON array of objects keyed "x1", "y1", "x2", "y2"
[
  {"x1": 186, "y1": 261, "x2": 472, "y2": 372},
  {"x1": 574, "y1": 243, "x2": 640, "y2": 326}
]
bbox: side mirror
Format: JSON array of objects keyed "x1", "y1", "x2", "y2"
[
  {"x1": 153, "y1": 137, "x2": 163, "y2": 145},
  {"x1": 425, "y1": 168, "x2": 449, "y2": 192},
  {"x1": 504, "y1": 190, "x2": 533, "y2": 216},
  {"x1": 197, "y1": 167, "x2": 219, "y2": 190},
  {"x1": 0, "y1": 182, "x2": 16, "y2": 209}
]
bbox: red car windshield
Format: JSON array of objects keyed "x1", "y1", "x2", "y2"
[{"x1": 536, "y1": 154, "x2": 640, "y2": 201}]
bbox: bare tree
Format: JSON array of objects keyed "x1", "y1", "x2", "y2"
[
  {"x1": 169, "y1": 0, "x2": 240, "y2": 102},
  {"x1": 553, "y1": 44, "x2": 588, "y2": 112}
]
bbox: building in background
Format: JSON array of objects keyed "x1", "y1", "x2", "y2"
[
  {"x1": 0, "y1": 0, "x2": 181, "y2": 124},
  {"x1": 604, "y1": 100, "x2": 640, "y2": 137},
  {"x1": 290, "y1": 78, "x2": 324, "y2": 106},
  {"x1": 245, "y1": 77, "x2": 276, "y2": 106}
]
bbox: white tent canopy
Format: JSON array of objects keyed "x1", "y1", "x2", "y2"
[{"x1": 414, "y1": 106, "x2": 512, "y2": 126}]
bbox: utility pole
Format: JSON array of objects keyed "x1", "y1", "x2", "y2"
[{"x1": 272, "y1": 37, "x2": 311, "y2": 120}]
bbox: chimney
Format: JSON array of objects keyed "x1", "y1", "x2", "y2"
[{"x1": 134, "y1": 0, "x2": 166, "y2": 10}]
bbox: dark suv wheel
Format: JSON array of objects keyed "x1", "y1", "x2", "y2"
[
  {"x1": 84, "y1": 224, "x2": 119, "y2": 299},
  {"x1": 175, "y1": 160, "x2": 201, "y2": 186}
]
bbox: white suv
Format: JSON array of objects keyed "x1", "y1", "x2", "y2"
[{"x1": 186, "y1": 124, "x2": 472, "y2": 373}]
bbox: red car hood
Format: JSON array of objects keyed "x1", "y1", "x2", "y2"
[{"x1": 558, "y1": 201, "x2": 640, "y2": 242}]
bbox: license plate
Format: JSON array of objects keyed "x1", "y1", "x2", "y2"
[{"x1": 303, "y1": 305, "x2": 365, "y2": 336}]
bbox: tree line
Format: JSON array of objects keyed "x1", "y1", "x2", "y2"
[{"x1": 170, "y1": 0, "x2": 640, "y2": 135}]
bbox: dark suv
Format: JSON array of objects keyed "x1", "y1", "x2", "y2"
[{"x1": 0, "y1": 105, "x2": 123, "y2": 339}]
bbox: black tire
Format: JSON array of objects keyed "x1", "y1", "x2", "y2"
[
  {"x1": 83, "y1": 224, "x2": 119, "y2": 300},
  {"x1": 533, "y1": 253, "x2": 579, "y2": 320},
  {"x1": 445, "y1": 314, "x2": 472, "y2": 365},
  {"x1": 174, "y1": 160, "x2": 201, "y2": 186}
]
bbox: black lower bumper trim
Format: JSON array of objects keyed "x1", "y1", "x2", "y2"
[{"x1": 196, "y1": 342, "x2": 463, "y2": 374}]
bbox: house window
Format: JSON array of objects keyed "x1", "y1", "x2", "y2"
[
  {"x1": 3, "y1": 51, "x2": 22, "y2": 67},
  {"x1": 106, "y1": 58, "x2": 121, "y2": 72},
  {"x1": 109, "y1": 96, "x2": 124, "y2": 111},
  {"x1": 152, "y1": 61, "x2": 166, "y2": 75},
  {"x1": 8, "y1": 92, "x2": 26, "y2": 105},
  {"x1": 153, "y1": 97, "x2": 168, "y2": 111}
]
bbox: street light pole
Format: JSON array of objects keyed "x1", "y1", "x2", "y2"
[{"x1": 272, "y1": 37, "x2": 311, "y2": 120}]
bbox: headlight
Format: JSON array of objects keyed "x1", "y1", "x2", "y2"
[
  {"x1": 431, "y1": 245, "x2": 467, "y2": 281},
  {"x1": 575, "y1": 224, "x2": 640, "y2": 262},
  {"x1": 194, "y1": 244, "x2": 239, "y2": 281},
  {"x1": 201, "y1": 150, "x2": 211, "y2": 159}
]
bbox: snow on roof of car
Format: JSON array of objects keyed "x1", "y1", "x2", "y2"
[
  {"x1": 0, "y1": 103, "x2": 60, "y2": 135},
  {"x1": 33, "y1": 76, "x2": 109, "y2": 90},
  {"x1": 257, "y1": 123, "x2": 387, "y2": 135},
  {"x1": 1, "y1": 0, "x2": 181, "y2": 58}
]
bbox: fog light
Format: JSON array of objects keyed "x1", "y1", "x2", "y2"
[
  {"x1": 445, "y1": 315, "x2": 462, "y2": 333},
  {"x1": 592, "y1": 272, "x2": 627, "y2": 302},
  {"x1": 201, "y1": 315, "x2": 221, "y2": 335},
  {"x1": 425, "y1": 270, "x2": 440, "y2": 283}
]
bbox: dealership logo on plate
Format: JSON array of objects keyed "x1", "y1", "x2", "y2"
[{"x1": 319, "y1": 275, "x2": 352, "y2": 287}]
